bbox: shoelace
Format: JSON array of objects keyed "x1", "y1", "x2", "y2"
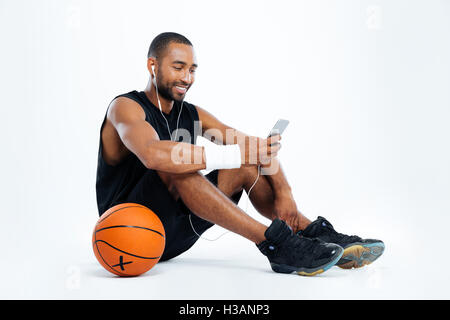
[{"x1": 322, "y1": 224, "x2": 361, "y2": 244}]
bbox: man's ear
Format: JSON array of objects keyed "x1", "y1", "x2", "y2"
[{"x1": 147, "y1": 58, "x2": 156, "y2": 77}]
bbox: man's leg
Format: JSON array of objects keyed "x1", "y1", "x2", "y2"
[
  {"x1": 157, "y1": 170, "x2": 267, "y2": 244},
  {"x1": 216, "y1": 166, "x2": 312, "y2": 230},
  {"x1": 157, "y1": 168, "x2": 345, "y2": 275}
]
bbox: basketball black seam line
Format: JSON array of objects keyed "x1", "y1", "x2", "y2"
[
  {"x1": 94, "y1": 230, "x2": 129, "y2": 277},
  {"x1": 95, "y1": 225, "x2": 165, "y2": 238},
  {"x1": 93, "y1": 239, "x2": 162, "y2": 260},
  {"x1": 94, "y1": 243, "x2": 128, "y2": 277},
  {"x1": 98, "y1": 205, "x2": 146, "y2": 223}
]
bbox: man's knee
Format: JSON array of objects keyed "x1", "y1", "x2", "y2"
[
  {"x1": 156, "y1": 171, "x2": 180, "y2": 200},
  {"x1": 156, "y1": 171, "x2": 200, "y2": 195},
  {"x1": 156, "y1": 171, "x2": 174, "y2": 188},
  {"x1": 218, "y1": 166, "x2": 258, "y2": 185},
  {"x1": 215, "y1": 166, "x2": 256, "y2": 197}
]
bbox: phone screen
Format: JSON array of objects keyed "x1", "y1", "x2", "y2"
[{"x1": 268, "y1": 119, "x2": 289, "y2": 137}]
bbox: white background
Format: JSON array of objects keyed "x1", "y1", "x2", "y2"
[{"x1": 0, "y1": 0, "x2": 449, "y2": 299}]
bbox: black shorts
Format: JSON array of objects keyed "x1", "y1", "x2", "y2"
[{"x1": 126, "y1": 169, "x2": 243, "y2": 261}]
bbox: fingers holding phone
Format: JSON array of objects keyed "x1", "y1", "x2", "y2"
[{"x1": 238, "y1": 120, "x2": 289, "y2": 166}]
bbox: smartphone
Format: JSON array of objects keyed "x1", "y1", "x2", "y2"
[{"x1": 268, "y1": 119, "x2": 289, "y2": 137}]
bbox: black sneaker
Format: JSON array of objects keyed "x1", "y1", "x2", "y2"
[
  {"x1": 298, "y1": 216, "x2": 385, "y2": 269},
  {"x1": 257, "y1": 219, "x2": 344, "y2": 276}
]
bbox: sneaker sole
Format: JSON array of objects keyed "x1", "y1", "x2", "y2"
[
  {"x1": 270, "y1": 246, "x2": 344, "y2": 276},
  {"x1": 337, "y1": 242, "x2": 385, "y2": 269}
]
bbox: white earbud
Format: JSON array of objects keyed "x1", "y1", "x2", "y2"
[{"x1": 151, "y1": 63, "x2": 184, "y2": 143}]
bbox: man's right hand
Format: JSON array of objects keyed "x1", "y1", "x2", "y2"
[{"x1": 238, "y1": 134, "x2": 281, "y2": 166}]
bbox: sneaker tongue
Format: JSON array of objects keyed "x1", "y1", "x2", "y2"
[
  {"x1": 301, "y1": 216, "x2": 334, "y2": 237},
  {"x1": 318, "y1": 216, "x2": 334, "y2": 229},
  {"x1": 264, "y1": 219, "x2": 293, "y2": 245}
]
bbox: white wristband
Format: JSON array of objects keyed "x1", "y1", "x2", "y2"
[{"x1": 204, "y1": 143, "x2": 242, "y2": 171}]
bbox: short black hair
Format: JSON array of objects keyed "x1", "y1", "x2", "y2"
[{"x1": 147, "y1": 32, "x2": 193, "y2": 60}]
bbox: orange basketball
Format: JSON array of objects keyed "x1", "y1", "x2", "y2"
[{"x1": 92, "y1": 203, "x2": 165, "y2": 277}]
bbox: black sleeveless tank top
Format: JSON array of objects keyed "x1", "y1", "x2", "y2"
[{"x1": 95, "y1": 90, "x2": 200, "y2": 215}]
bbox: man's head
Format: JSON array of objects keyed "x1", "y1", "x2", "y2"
[{"x1": 147, "y1": 32, "x2": 197, "y2": 102}]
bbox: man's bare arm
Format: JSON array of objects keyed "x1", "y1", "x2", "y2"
[
  {"x1": 109, "y1": 99, "x2": 279, "y2": 174},
  {"x1": 195, "y1": 105, "x2": 250, "y2": 145},
  {"x1": 197, "y1": 105, "x2": 293, "y2": 191},
  {"x1": 195, "y1": 105, "x2": 281, "y2": 166},
  {"x1": 109, "y1": 97, "x2": 206, "y2": 174},
  {"x1": 196, "y1": 106, "x2": 285, "y2": 162}
]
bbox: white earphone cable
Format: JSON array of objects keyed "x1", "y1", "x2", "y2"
[
  {"x1": 154, "y1": 78, "x2": 183, "y2": 142},
  {"x1": 153, "y1": 66, "x2": 259, "y2": 242}
]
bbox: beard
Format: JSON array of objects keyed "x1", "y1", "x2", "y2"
[{"x1": 156, "y1": 74, "x2": 186, "y2": 102}]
